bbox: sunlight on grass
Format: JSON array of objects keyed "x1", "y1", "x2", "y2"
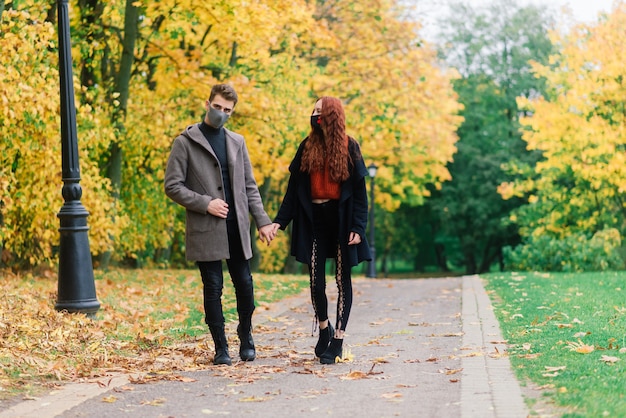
[
  {"x1": 483, "y1": 271, "x2": 626, "y2": 417},
  {"x1": 0, "y1": 268, "x2": 308, "y2": 398}
]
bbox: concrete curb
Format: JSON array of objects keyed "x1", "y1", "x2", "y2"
[
  {"x1": 0, "y1": 375, "x2": 130, "y2": 418},
  {"x1": 461, "y1": 275, "x2": 527, "y2": 417}
]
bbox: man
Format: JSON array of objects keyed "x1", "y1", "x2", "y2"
[{"x1": 164, "y1": 84, "x2": 275, "y2": 365}]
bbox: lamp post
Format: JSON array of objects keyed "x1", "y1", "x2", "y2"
[
  {"x1": 55, "y1": 0, "x2": 100, "y2": 315},
  {"x1": 366, "y1": 163, "x2": 377, "y2": 278}
]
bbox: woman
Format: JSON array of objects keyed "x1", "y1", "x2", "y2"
[{"x1": 271, "y1": 96, "x2": 371, "y2": 364}]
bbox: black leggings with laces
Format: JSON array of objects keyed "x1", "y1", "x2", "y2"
[{"x1": 309, "y1": 200, "x2": 353, "y2": 332}]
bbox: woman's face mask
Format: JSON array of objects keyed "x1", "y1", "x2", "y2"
[{"x1": 310, "y1": 114, "x2": 322, "y2": 131}]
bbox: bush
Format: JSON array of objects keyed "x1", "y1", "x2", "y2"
[{"x1": 504, "y1": 228, "x2": 625, "y2": 272}]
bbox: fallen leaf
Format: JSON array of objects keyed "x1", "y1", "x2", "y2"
[
  {"x1": 101, "y1": 396, "x2": 117, "y2": 403},
  {"x1": 141, "y1": 397, "x2": 166, "y2": 406},
  {"x1": 381, "y1": 392, "x2": 402, "y2": 399},
  {"x1": 567, "y1": 340, "x2": 594, "y2": 354},
  {"x1": 201, "y1": 409, "x2": 231, "y2": 415},
  {"x1": 439, "y1": 368, "x2": 463, "y2": 375},
  {"x1": 239, "y1": 396, "x2": 271, "y2": 402},
  {"x1": 340, "y1": 371, "x2": 369, "y2": 380},
  {"x1": 600, "y1": 355, "x2": 620, "y2": 363},
  {"x1": 430, "y1": 332, "x2": 464, "y2": 337}
]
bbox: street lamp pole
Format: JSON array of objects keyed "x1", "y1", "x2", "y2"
[
  {"x1": 366, "y1": 164, "x2": 377, "y2": 278},
  {"x1": 55, "y1": 0, "x2": 100, "y2": 315}
]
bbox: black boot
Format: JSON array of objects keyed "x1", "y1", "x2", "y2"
[
  {"x1": 315, "y1": 323, "x2": 334, "y2": 357},
  {"x1": 237, "y1": 316, "x2": 256, "y2": 361},
  {"x1": 320, "y1": 337, "x2": 343, "y2": 364},
  {"x1": 208, "y1": 325, "x2": 232, "y2": 366}
]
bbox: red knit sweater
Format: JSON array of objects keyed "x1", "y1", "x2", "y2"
[{"x1": 310, "y1": 167, "x2": 341, "y2": 200}]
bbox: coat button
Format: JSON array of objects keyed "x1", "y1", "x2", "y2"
[
  {"x1": 218, "y1": 186, "x2": 222, "y2": 191},
  {"x1": 214, "y1": 163, "x2": 219, "y2": 167}
]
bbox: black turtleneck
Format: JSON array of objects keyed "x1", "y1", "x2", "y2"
[{"x1": 199, "y1": 121, "x2": 235, "y2": 220}]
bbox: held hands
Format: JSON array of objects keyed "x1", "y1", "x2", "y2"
[
  {"x1": 258, "y1": 224, "x2": 277, "y2": 246},
  {"x1": 259, "y1": 223, "x2": 282, "y2": 246}
]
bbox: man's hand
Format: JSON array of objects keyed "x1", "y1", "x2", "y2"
[
  {"x1": 207, "y1": 199, "x2": 229, "y2": 218},
  {"x1": 270, "y1": 223, "x2": 281, "y2": 234},
  {"x1": 258, "y1": 224, "x2": 277, "y2": 246}
]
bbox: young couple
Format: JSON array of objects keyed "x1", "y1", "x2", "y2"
[{"x1": 164, "y1": 84, "x2": 371, "y2": 366}]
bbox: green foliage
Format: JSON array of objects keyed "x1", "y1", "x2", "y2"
[
  {"x1": 504, "y1": 228, "x2": 624, "y2": 272},
  {"x1": 424, "y1": 0, "x2": 555, "y2": 274},
  {"x1": 484, "y1": 271, "x2": 626, "y2": 416}
]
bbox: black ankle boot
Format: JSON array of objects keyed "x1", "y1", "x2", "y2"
[
  {"x1": 315, "y1": 323, "x2": 334, "y2": 357},
  {"x1": 208, "y1": 325, "x2": 232, "y2": 366},
  {"x1": 320, "y1": 337, "x2": 343, "y2": 364},
  {"x1": 237, "y1": 322, "x2": 256, "y2": 361}
]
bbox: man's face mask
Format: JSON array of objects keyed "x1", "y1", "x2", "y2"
[{"x1": 207, "y1": 106, "x2": 230, "y2": 128}]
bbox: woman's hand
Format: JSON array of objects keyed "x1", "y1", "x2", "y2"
[{"x1": 348, "y1": 232, "x2": 361, "y2": 245}]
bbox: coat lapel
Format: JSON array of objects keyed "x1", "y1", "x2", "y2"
[
  {"x1": 225, "y1": 129, "x2": 242, "y2": 170},
  {"x1": 187, "y1": 123, "x2": 218, "y2": 160}
]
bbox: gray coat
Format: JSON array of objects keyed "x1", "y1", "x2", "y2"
[{"x1": 164, "y1": 123, "x2": 271, "y2": 262}]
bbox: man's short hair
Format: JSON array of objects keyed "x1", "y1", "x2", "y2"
[{"x1": 209, "y1": 84, "x2": 238, "y2": 105}]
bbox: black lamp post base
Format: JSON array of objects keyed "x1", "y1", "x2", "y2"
[
  {"x1": 55, "y1": 299, "x2": 100, "y2": 317},
  {"x1": 56, "y1": 203, "x2": 100, "y2": 315}
]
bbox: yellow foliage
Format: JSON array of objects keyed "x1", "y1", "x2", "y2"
[
  {"x1": 0, "y1": 10, "x2": 121, "y2": 267},
  {"x1": 308, "y1": 0, "x2": 462, "y2": 211},
  {"x1": 1, "y1": 0, "x2": 462, "y2": 268},
  {"x1": 506, "y1": 3, "x2": 626, "y2": 238}
]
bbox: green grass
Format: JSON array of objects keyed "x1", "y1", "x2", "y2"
[{"x1": 483, "y1": 271, "x2": 626, "y2": 417}]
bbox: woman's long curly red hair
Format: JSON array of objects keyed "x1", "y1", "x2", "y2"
[{"x1": 301, "y1": 96, "x2": 351, "y2": 182}]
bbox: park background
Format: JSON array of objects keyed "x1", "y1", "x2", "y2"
[
  {"x1": 2, "y1": 1, "x2": 626, "y2": 415},
  {"x1": 2, "y1": 0, "x2": 626, "y2": 276}
]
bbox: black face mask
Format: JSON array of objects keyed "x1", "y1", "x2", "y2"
[{"x1": 310, "y1": 114, "x2": 322, "y2": 131}]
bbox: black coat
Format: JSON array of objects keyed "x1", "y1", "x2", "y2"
[{"x1": 274, "y1": 137, "x2": 372, "y2": 267}]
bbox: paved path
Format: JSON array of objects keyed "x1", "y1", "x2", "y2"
[{"x1": 1, "y1": 276, "x2": 530, "y2": 418}]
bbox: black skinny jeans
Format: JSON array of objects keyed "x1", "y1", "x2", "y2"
[
  {"x1": 309, "y1": 200, "x2": 353, "y2": 332},
  {"x1": 197, "y1": 220, "x2": 255, "y2": 327}
]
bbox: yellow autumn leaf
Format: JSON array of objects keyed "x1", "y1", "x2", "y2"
[
  {"x1": 239, "y1": 396, "x2": 271, "y2": 402},
  {"x1": 567, "y1": 340, "x2": 595, "y2": 354},
  {"x1": 340, "y1": 371, "x2": 369, "y2": 380}
]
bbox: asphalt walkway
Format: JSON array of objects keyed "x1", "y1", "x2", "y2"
[{"x1": 1, "y1": 275, "x2": 532, "y2": 418}]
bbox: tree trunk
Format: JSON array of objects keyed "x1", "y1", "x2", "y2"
[{"x1": 98, "y1": 0, "x2": 139, "y2": 268}]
